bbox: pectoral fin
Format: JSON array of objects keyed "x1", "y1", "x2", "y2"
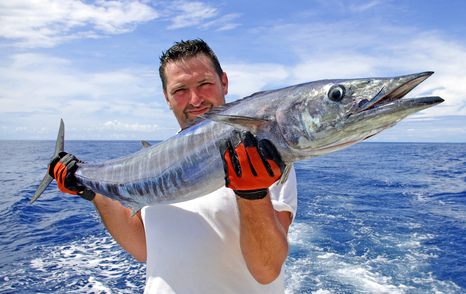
[{"x1": 203, "y1": 114, "x2": 272, "y2": 134}]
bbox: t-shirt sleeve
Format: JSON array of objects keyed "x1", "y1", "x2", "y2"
[{"x1": 269, "y1": 165, "x2": 298, "y2": 221}]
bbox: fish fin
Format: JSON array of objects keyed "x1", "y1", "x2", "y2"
[
  {"x1": 279, "y1": 164, "x2": 292, "y2": 185},
  {"x1": 30, "y1": 119, "x2": 65, "y2": 204},
  {"x1": 141, "y1": 140, "x2": 151, "y2": 148},
  {"x1": 202, "y1": 113, "x2": 272, "y2": 134},
  {"x1": 30, "y1": 174, "x2": 54, "y2": 203},
  {"x1": 178, "y1": 94, "x2": 274, "y2": 130},
  {"x1": 54, "y1": 119, "x2": 65, "y2": 157}
]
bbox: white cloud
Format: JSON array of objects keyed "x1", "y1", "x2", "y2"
[
  {"x1": 0, "y1": 53, "x2": 160, "y2": 112},
  {"x1": 200, "y1": 13, "x2": 241, "y2": 31},
  {"x1": 290, "y1": 55, "x2": 378, "y2": 82},
  {"x1": 315, "y1": 0, "x2": 387, "y2": 14},
  {"x1": 223, "y1": 63, "x2": 290, "y2": 98},
  {"x1": 0, "y1": 0, "x2": 158, "y2": 47},
  {"x1": 370, "y1": 116, "x2": 466, "y2": 142},
  {"x1": 166, "y1": 1, "x2": 218, "y2": 29},
  {"x1": 0, "y1": 52, "x2": 181, "y2": 139},
  {"x1": 101, "y1": 120, "x2": 158, "y2": 132},
  {"x1": 250, "y1": 21, "x2": 466, "y2": 119},
  {"x1": 0, "y1": 1, "x2": 241, "y2": 48},
  {"x1": 349, "y1": 0, "x2": 385, "y2": 12},
  {"x1": 165, "y1": 1, "x2": 240, "y2": 31}
]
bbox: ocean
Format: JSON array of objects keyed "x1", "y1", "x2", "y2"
[{"x1": 0, "y1": 141, "x2": 465, "y2": 293}]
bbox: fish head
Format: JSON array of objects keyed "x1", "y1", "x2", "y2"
[{"x1": 277, "y1": 72, "x2": 444, "y2": 157}]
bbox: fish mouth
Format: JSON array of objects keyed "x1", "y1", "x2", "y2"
[{"x1": 354, "y1": 71, "x2": 444, "y2": 116}]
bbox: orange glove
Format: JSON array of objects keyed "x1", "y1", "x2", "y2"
[
  {"x1": 220, "y1": 131, "x2": 284, "y2": 200},
  {"x1": 48, "y1": 152, "x2": 95, "y2": 201}
]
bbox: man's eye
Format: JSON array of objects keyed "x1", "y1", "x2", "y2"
[{"x1": 173, "y1": 88, "x2": 186, "y2": 95}]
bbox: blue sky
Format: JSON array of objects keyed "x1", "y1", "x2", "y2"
[{"x1": 1, "y1": 0, "x2": 465, "y2": 142}]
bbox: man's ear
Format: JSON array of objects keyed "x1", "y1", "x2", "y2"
[{"x1": 221, "y1": 72, "x2": 228, "y2": 96}]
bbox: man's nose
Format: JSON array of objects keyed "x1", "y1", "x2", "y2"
[{"x1": 190, "y1": 90, "x2": 204, "y2": 107}]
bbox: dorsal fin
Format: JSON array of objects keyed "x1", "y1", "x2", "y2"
[{"x1": 141, "y1": 140, "x2": 151, "y2": 148}]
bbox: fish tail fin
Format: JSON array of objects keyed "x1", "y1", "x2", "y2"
[{"x1": 30, "y1": 119, "x2": 65, "y2": 204}]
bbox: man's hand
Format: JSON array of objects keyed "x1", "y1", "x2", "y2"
[
  {"x1": 220, "y1": 131, "x2": 284, "y2": 200},
  {"x1": 48, "y1": 152, "x2": 95, "y2": 201}
]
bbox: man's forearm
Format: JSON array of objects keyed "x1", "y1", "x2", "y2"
[
  {"x1": 236, "y1": 193, "x2": 290, "y2": 284},
  {"x1": 93, "y1": 194, "x2": 147, "y2": 262}
]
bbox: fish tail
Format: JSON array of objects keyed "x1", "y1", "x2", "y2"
[{"x1": 30, "y1": 119, "x2": 65, "y2": 204}]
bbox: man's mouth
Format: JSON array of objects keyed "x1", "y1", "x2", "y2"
[{"x1": 186, "y1": 105, "x2": 211, "y2": 118}]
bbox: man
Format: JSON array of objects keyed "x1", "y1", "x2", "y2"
[{"x1": 49, "y1": 39, "x2": 297, "y2": 293}]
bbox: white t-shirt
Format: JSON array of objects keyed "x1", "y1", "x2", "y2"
[{"x1": 141, "y1": 166, "x2": 298, "y2": 294}]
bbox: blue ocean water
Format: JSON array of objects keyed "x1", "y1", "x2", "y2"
[{"x1": 0, "y1": 141, "x2": 465, "y2": 293}]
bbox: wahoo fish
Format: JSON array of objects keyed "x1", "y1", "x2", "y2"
[{"x1": 31, "y1": 72, "x2": 444, "y2": 214}]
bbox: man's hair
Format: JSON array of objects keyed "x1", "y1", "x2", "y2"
[{"x1": 159, "y1": 39, "x2": 223, "y2": 91}]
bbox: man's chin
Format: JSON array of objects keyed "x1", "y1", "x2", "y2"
[{"x1": 183, "y1": 114, "x2": 202, "y2": 127}]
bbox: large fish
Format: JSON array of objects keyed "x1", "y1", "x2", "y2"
[{"x1": 31, "y1": 72, "x2": 444, "y2": 214}]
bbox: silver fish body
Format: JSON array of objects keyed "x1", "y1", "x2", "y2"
[
  {"x1": 75, "y1": 120, "x2": 234, "y2": 212},
  {"x1": 32, "y1": 72, "x2": 444, "y2": 213}
]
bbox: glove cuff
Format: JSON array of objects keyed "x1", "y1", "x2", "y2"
[
  {"x1": 234, "y1": 189, "x2": 268, "y2": 200},
  {"x1": 78, "y1": 189, "x2": 96, "y2": 201}
]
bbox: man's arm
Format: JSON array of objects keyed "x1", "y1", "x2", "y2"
[
  {"x1": 237, "y1": 194, "x2": 292, "y2": 284},
  {"x1": 93, "y1": 194, "x2": 147, "y2": 262},
  {"x1": 48, "y1": 152, "x2": 148, "y2": 262},
  {"x1": 220, "y1": 131, "x2": 293, "y2": 284}
]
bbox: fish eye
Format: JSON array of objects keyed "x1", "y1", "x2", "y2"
[{"x1": 328, "y1": 85, "x2": 346, "y2": 102}]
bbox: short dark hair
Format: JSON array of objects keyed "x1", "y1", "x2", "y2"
[{"x1": 159, "y1": 39, "x2": 223, "y2": 91}]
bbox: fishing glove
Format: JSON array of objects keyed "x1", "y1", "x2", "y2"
[
  {"x1": 220, "y1": 131, "x2": 284, "y2": 200},
  {"x1": 48, "y1": 152, "x2": 95, "y2": 201}
]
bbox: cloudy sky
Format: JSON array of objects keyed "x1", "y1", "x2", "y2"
[{"x1": 1, "y1": 0, "x2": 465, "y2": 142}]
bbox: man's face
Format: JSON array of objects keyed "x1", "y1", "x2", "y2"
[{"x1": 163, "y1": 54, "x2": 228, "y2": 129}]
